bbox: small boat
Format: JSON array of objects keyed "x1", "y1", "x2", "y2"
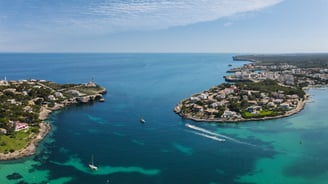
[
  {"x1": 89, "y1": 155, "x2": 98, "y2": 171},
  {"x1": 228, "y1": 64, "x2": 232, "y2": 67},
  {"x1": 99, "y1": 98, "x2": 105, "y2": 102},
  {"x1": 140, "y1": 118, "x2": 146, "y2": 124}
]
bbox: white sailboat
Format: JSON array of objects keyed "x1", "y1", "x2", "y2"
[
  {"x1": 89, "y1": 155, "x2": 98, "y2": 170},
  {"x1": 140, "y1": 117, "x2": 146, "y2": 124}
]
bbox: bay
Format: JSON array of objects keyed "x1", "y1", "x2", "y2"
[{"x1": 0, "y1": 53, "x2": 327, "y2": 184}]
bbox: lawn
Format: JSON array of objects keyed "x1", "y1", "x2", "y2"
[
  {"x1": 242, "y1": 110, "x2": 276, "y2": 118},
  {"x1": 0, "y1": 129, "x2": 35, "y2": 154}
]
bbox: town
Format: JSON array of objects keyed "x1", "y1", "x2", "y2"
[
  {"x1": 225, "y1": 62, "x2": 328, "y2": 87},
  {"x1": 173, "y1": 55, "x2": 328, "y2": 122},
  {"x1": 175, "y1": 79, "x2": 306, "y2": 122}
]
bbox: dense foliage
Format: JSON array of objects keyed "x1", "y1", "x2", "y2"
[
  {"x1": 233, "y1": 54, "x2": 328, "y2": 68},
  {"x1": 236, "y1": 79, "x2": 305, "y2": 98}
]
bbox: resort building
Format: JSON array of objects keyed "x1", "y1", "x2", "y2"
[{"x1": 15, "y1": 122, "x2": 29, "y2": 132}]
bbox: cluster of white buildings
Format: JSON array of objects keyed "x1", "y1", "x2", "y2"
[
  {"x1": 180, "y1": 83, "x2": 301, "y2": 120},
  {"x1": 228, "y1": 63, "x2": 328, "y2": 86}
]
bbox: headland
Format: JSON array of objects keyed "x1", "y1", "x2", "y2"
[
  {"x1": 175, "y1": 54, "x2": 328, "y2": 122},
  {"x1": 0, "y1": 79, "x2": 106, "y2": 160}
]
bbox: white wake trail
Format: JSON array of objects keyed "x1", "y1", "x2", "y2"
[
  {"x1": 185, "y1": 123, "x2": 256, "y2": 147},
  {"x1": 191, "y1": 131, "x2": 226, "y2": 142}
]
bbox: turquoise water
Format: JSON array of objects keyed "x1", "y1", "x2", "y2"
[{"x1": 0, "y1": 53, "x2": 328, "y2": 183}]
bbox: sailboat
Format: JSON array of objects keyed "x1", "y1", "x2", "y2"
[
  {"x1": 140, "y1": 118, "x2": 146, "y2": 124},
  {"x1": 89, "y1": 155, "x2": 98, "y2": 170}
]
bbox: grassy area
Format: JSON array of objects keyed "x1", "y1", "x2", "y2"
[
  {"x1": 0, "y1": 129, "x2": 36, "y2": 154},
  {"x1": 242, "y1": 110, "x2": 277, "y2": 118},
  {"x1": 75, "y1": 86, "x2": 105, "y2": 95},
  {"x1": 41, "y1": 81, "x2": 77, "y2": 90},
  {"x1": 259, "y1": 110, "x2": 276, "y2": 116}
]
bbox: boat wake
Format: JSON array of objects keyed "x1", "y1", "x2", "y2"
[
  {"x1": 190, "y1": 131, "x2": 226, "y2": 142},
  {"x1": 185, "y1": 123, "x2": 256, "y2": 147}
]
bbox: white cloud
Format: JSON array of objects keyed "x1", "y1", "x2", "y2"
[
  {"x1": 64, "y1": 0, "x2": 283, "y2": 33},
  {"x1": 224, "y1": 22, "x2": 233, "y2": 27},
  {"x1": 0, "y1": 0, "x2": 284, "y2": 51},
  {"x1": 0, "y1": 0, "x2": 283, "y2": 35}
]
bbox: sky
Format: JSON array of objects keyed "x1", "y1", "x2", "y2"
[{"x1": 0, "y1": 0, "x2": 327, "y2": 53}]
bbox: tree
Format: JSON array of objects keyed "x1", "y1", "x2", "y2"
[
  {"x1": 228, "y1": 101, "x2": 241, "y2": 113},
  {"x1": 240, "y1": 100, "x2": 248, "y2": 108}
]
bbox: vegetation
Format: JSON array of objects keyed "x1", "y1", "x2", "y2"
[
  {"x1": 0, "y1": 129, "x2": 33, "y2": 153},
  {"x1": 236, "y1": 79, "x2": 305, "y2": 98},
  {"x1": 176, "y1": 54, "x2": 326, "y2": 122},
  {"x1": 176, "y1": 78, "x2": 304, "y2": 121},
  {"x1": 0, "y1": 80, "x2": 106, "y2": 134},
  {"x1": 0, "y1": 79, "x2": 106, "y2": 156},
  {"x1": 242, "y1": 110, "x2": 278, "y2": 119},
  {"x1": 75, "y1": 85, "x2": 104, "y2": 95},
  {"x1": 233, "y1": 54, "x2": 328, "y2": 68},
  {"x1": 42, "y1": 81, "x2": 77, "y2": 90}
]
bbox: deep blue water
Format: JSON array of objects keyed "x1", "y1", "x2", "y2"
[{"x1": 1, "y1": 53, "x2": 328, "y2": 184}]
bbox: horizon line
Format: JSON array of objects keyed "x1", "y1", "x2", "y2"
[{"x1": 0, "y1": 51, "x2": 328, "y2": 55}]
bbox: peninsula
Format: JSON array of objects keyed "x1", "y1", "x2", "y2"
[
  {"x1": 0, "y1": 79, "x2": 106, "y2": 160},
  {"x1": 175, "y1": 54, "x2": 328, "y2": 122}
]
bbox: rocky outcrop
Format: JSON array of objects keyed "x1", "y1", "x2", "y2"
[{"x1": 76, "y1": 94, "x2": 104, "y2": 103}]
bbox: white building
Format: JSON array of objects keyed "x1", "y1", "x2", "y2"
[
  {"x1": 15, "y1": 122, "x2": 29, "y2": 132},
  {"x1": 222, "y1": 110, "x2": 239, "y2": 119},
  {"x1": 190, "y1": 96, "x2": 200, "y2": 103},
  {"x1": 0, "y1": 76, "x2": 9, "y2": 86},
  {"x1": 198, "y1": 93, "x2": 208, "y2": 100}
]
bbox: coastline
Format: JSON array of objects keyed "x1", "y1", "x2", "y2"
[
  {"x1": 0, "y1": 122, "x2": 51, "y2": 161},
  {"x1": 174, "y1": 94, "x2": 308, "y2": 123},
  {"x1": 0, "y1": 104, "x2": 58, "y2": 161},
  {"x1": 174, "y1": 54, "x2": 326, "y2": 123},
  {"x1": 0, "y1": 86, "x2": 106, "y2": 161}
]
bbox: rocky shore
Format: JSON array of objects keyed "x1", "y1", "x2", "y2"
[
  {"x1": 0, "y1": 80, "x2": 106, "y2": 160},
  {"x1": 0, "y1": 98, "x2": 104, "y2": 160},
  {"x1": 174, "y1": 54, "x2": 321, "y2": 123},
  {"x1": 175, "y1": 96, "x2": 307, "y2": 123},
  {"x1": 0, "y1": 122, "x2": 50, "y2": 160},
  {"x1": 174, "y1": 79, "x2": 307, "y2": 123}
]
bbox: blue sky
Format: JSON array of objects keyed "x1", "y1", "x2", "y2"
[{"x1": 0, "y1": 0, "x2": 327, "y2": 53}]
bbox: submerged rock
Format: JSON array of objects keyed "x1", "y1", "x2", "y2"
[{"x1": 6, "y1": 172, "x2": 23, "y2": 180}]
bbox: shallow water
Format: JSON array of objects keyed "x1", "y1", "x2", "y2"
[{"x1": 0, "y1": 53, "x2": 327, "y2": 183}]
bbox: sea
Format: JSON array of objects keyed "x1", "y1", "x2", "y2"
[{"x1": 0, "y1": 53, "x2": 328, "y2": 184}]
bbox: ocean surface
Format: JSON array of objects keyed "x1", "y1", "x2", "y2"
[{"x1": 0, "y1": 53, "x2": 328, "y2": 184}]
